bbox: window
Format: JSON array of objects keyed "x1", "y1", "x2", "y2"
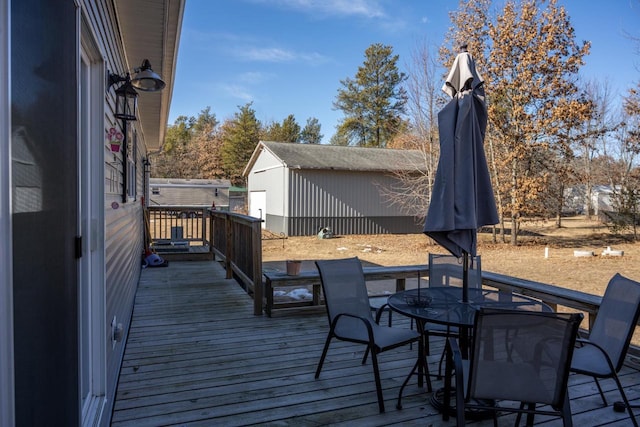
[{"x1": 126, "y1": 127, "x2": 137, "y2": 200}]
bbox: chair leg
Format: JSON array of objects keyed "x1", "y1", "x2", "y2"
[
  {"x1": 515, "y1": 403, "x2": 524, "y2": 426},
  {"x1": 525, "y1": 402, "x2": 536, "y2": 426},
  {"x1": 437, "y1": 347, "x2": 446, "y2": 379},
  {"x1": 362, "y1": 346, "x2": 370, "y2": 364},
  {"x1": 593, "y1": 377, "x2": 607, "y2": 406},
  {"x1": 455, "y1": 386, "x2": 465, "y2": 427},
  {"x1": 370, "y1": 349, "x2": 385, "y2": 413},
  {"x1": 315, "y1": 334, "x2": 333, "y2": 378},
  {"x1": 611, "y1": 372, "x2": 639, "y2": 427},
  {"x1": 561, "y1": 391, "x2": 573, "y2": 427},
  {"x1": 397, "y1": 357, "x2": 420, "y2": 410}
]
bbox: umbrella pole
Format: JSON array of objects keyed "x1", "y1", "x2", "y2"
[
  {"x1": 460, "y1": 250, "x2": 471, "y2": 359},
  {"x1": 462, "y1": 251, "x2": 469, "y2": 303}
]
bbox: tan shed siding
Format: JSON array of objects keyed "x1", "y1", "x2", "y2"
[
  {"x1": 290, "y1": 169, "x2": 397, "y2": 217},
  {"x1": 288, "y1": 169, "x2": 422, "y2": 236}
]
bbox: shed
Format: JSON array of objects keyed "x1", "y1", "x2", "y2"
[
  {"x1": 243, "y1": 141, "x2": 425, "y2": 236},
  {"x1": 149, "y1": 178, "x2": 231, "y2": 210}
]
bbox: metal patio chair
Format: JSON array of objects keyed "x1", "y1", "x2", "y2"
[
  {"x1": 314, "y1": 257, "x2": 420, "y2": 413},
  {"x1": 570, "y1": 273, "x2": 640, "y2": 427},
  {"x1": 444, "y1": 308, "x2": 583, "y2": 426}
]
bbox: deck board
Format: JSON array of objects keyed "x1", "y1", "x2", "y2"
[{"x1": 111, "y1": 260, "x2": 640, "y2": 426}]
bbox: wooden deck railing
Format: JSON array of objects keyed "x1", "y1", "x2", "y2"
[
  {"x1": 182, "y1": 217, "x2": 637, "y2": 354},
  {"x1": 210, "y1": 210, "x2": 263, "y2": 315},
  {"x1": 480, "y1": 271, "x2": 602, "y2": 329},
  {"x1": 263, "y1": 264, "x2": 429, "y2": 317},
  {"x1": 147, "y1": 206, "x2": 211, "y2": 251}
]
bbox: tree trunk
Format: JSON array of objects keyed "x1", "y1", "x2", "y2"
[
  {"x1": 511, "y1": 214, "x2": 518, "y2": 245},
  {"x1": 511, "y1": 158, "x2": 518, "y2": 245},
  {"x1": 555, "y1": 183, "x2": 564, "y2": 228}
]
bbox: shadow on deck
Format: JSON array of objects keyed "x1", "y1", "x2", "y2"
[{"x1": 111, "y1": 260, "x2": 640, "y2": 426}]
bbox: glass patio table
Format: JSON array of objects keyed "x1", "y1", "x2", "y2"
[{"x1": 387, "y1": 286, "x2": 553, "y2": 411}]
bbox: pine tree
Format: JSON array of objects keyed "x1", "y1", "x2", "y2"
[
  {"x1": 334, "y1": 43, "x2": 407, "y2": 147},
  {"x1": 263, "y1": 114, "x2": 301, "y2": 142},
  {"x1": 220, "y1": 103, "x2": 261, "y2": 186},
  {"x1": 300, "y1": 117, "x2": 323, "y2": 144}
]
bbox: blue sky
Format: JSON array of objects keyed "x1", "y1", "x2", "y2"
[{"x1": 169, "y1": 0, "x2": 640, "y2": 143}]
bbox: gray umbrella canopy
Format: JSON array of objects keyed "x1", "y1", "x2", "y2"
[{"x1": 423, "y1": 48, "x2": 498, "y2": 258}]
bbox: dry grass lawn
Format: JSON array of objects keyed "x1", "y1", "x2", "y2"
[{"x1": 262, "y1": 216, "x2": 640, "y2": 298}]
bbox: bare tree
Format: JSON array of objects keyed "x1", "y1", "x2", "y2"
[
  {"x1": 573, "y1": 79, "x2": 618, "y2": 218},
  {"x1": 382, "y1": 40, "x2": 442, "y2": 220},
  {"x1": 444, "y1": 0, "x2": 590, "y2": 245},
  {"x1": 606, "y1": 85, "x2": 640, "y2": 238}
]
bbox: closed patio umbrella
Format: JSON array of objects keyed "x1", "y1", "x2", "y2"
[{"x1": 423, "y1": 45, "x2": 498, "y2": 302}]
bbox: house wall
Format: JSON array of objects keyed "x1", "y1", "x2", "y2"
[
  {"x1": 95, "y1": 2, "x2": 148, "y2": 424},
  {"x1": 79, "y1": 0, "x2": 148, "y2": 424},
  {"x1": 7, "y1": 0, "x2": 153, "y2": 425}
]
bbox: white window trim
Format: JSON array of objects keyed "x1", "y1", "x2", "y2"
[
  {"x1": 0, "y1": 0, "x2": 15, "y2": 425},
  {"x1": 78, "y1": 8, "x2": 107, "y2": 426}
]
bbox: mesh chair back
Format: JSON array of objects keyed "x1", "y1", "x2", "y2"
[
  {"x1": 589, "y1": 273, "x2": 640, "y2": 372},
  {"x1": 468, "y1": 308, "x2": 582, "y2": 407},
  {"x1": 429, "y1": 253, "x2": 482, "y2": 288},
  {"x1": 316, "y1": 258, "x2": 374, "y2": 333}
]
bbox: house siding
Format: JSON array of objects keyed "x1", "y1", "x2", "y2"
[
  {"x1": 104, "y1": 187, "x2": 144, "y2": 424},
  {"x1": 92, "y1": 0, "x2": 149, "y2": 422}
]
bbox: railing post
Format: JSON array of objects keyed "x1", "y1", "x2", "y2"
[
  {"x1": 251, "y1": 220, "x2": 263, "y2": 315},
  {"x1": 224, "y1": 212, "x2": 233, "y2": 279},
  {"x1": 208, "y1": 209, "x2": 214, "y2": 258}
]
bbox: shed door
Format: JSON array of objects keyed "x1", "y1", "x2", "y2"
[{"x1": 249, "y1": 191, "x2": 266, "y2": 229}]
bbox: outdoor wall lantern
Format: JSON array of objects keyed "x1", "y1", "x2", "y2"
[
  {"x1": 112, "y1": 79, "x2": 138, "y2": 121},
  {"x1": 108, "y1": 60, "x2": 165, "y2": 203},
  {"x1": 108, "y1": 59, "x2": 165, "y2": 121}
]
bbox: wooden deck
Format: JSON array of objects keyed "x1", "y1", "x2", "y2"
[{"x1": 111, "y1": 260, "x2": 640, "y2": 426}]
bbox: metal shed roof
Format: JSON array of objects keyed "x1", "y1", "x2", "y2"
[{"x1": 244, "y1": 141, "x2": 426, "y2": 176}]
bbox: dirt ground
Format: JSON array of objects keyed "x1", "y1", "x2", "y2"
[{"x1": 262, "y1": 216, "x2": 640, "y2": 298}]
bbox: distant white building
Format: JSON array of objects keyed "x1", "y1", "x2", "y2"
[
  {"x1": 149, "y1": 178, "x2": 232, "y2": 211},
  {"x1": 563, "y1": 184, "x2": 616, "y2": 216}
]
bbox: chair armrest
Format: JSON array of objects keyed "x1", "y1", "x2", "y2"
[
  {"x1": 573, "y1": 338, "x2": 618, "y2": 374},
  {"x1": 374, "y1": 303, "x2": 389, "y2": 324},
  {"x1": 332, "y1": 312, "x2": 376, "y2": 344}
]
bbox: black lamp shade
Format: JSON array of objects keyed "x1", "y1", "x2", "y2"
[
  {"x1": 114, "y1": 82, "x2": 138, "y2": 121},
  {"x1": 131, "y1": 59, "x2": 166, "y2": 92}
]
